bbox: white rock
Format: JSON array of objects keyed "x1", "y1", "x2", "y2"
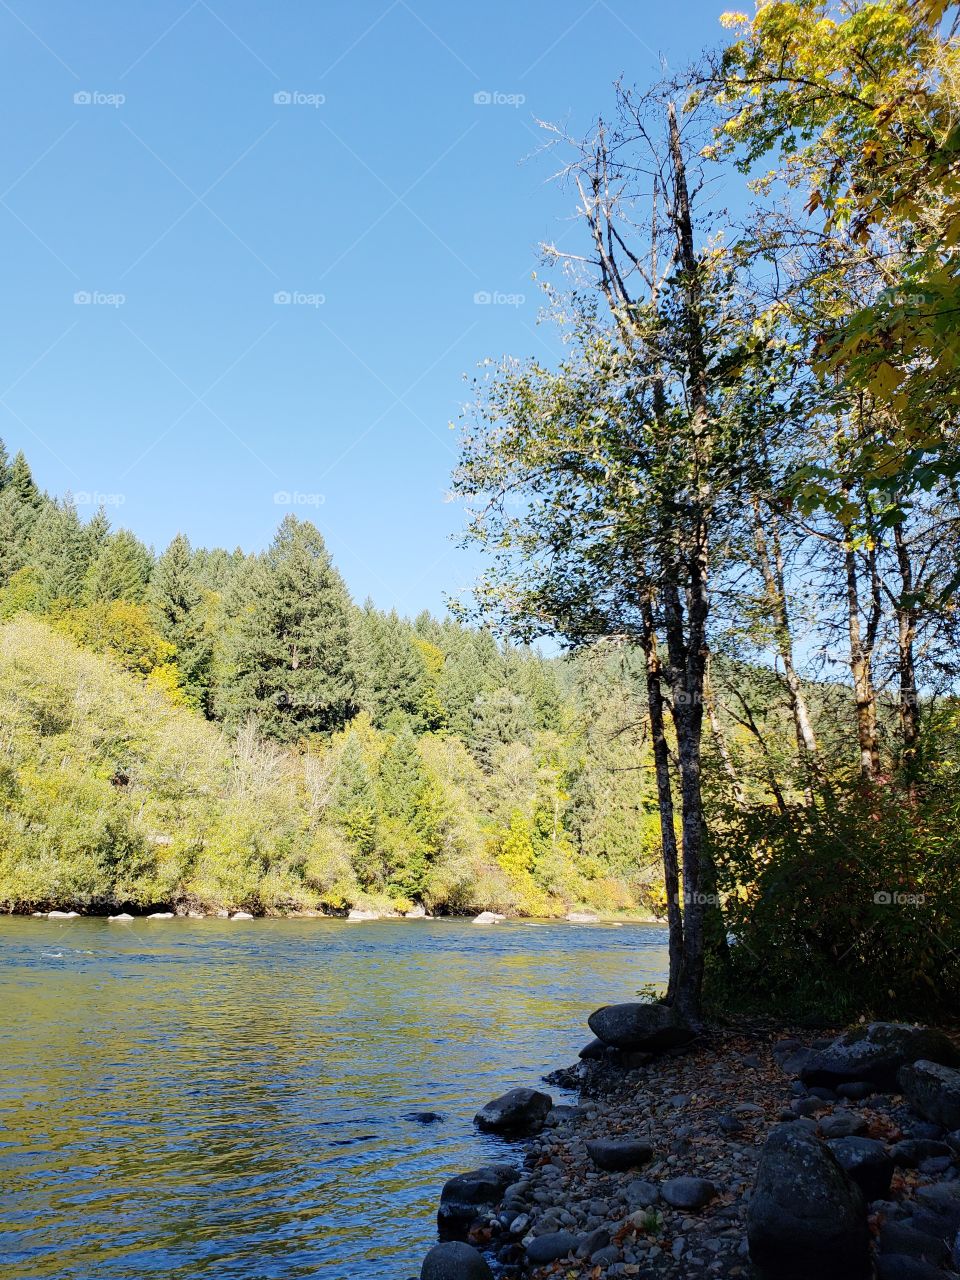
[
  {"x1": 347, "y1": 908, "x2": 381, "y2": 921},
  {"x1": 146, "y1": 911, "x2": 174, "y2": 919},
  {"x1": 405, "y1": 904, "x2": 427, "y2": 919},
  {"x1": 107, "y1": 912, "x2": 134, "y2": 922},
  {"x1": 472, "y1": 911, "x2": 505, "y2": 925},
  {"x1": 566, "y1": 911, "x2": 599, "y2": 923},
  {"x1": 48, "y1": 910, "x2": 79, "y2": 919},
  {"x1": 231, "y1": 911, "x2": 254, "y2": 920},
  {"x1": 216, "y1": 909, "x2": 230, "y2": 918}
]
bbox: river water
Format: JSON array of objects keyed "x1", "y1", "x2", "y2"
[{"x1": 0, "y1": 916, "x2": 668, "y2": 1279}]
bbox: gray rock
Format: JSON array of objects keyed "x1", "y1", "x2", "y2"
[
  {"x1": 792, "y1": 1096, "x2": 829, "y2": 1118},
  {"x1": 660, "y1": 1177, "x2": 716, "y2": 1210},
  {"x1": 891, "y1": 1138, "x2": 953, "y2": 1167},
  {"x1": 624, "y1": 1179, "x2": 660, "y2": 1208},
  {"x1": 899, "y1": 1060, "x2": 960, "y2": 1130},
  {"x1": 577, "y1": 1228, "x2": 610, "y2": 1258},
  {"x1": 800, "y1": 1023, "x2": 960, "y2": 1090},
  {"x1": 585, "y1": 1138, "x2": 653, "y2": 1171},
  {"x1": 818, "y1": 1111, "x2": 868, "y2": 1139},
  {"x1": 590, "y1": 1245, "x2": 620, "y2": 1266},
  {"x1": 913, "y1": 1182, "x2": 960, "y2": 1234},
  {"x1": 421, "y1": 1242, "x2": 494, "y2": 1280},
  {"x1": 876, "y1": 1256, "x2": 949, "y2": 1280},
  {"x1": 879, "y1": 1221, "x2": 949, "y2": 1265},
  {"x1": 438, "y1": 1164, "x2": 519, "y2": 1237},
  {"x1": 953, "y1": 1226, "x2": 960, "y2": 1270},
  {"x1": 837, "y1": 1081, "x2": 876, "y2": 1101},
  {"x1": 525, "y1": 1231, "x2": 579, "y2": 1264},
  {"x1": 747, "y1": 1123, "x2": 871, "y2": 1279},
  {"x1": 826, "y1": 1136, "x2": 894, "y2": 1201},
  {"x1": 579, "y1": 1037, "x2": 607, "y2": 1060},
  {"x1": 474, "y1": 1088, "x2": 553, "y2": 1136},
  {"x1": 587, "y1": 1001, "x2": 696, "y2": 1053},
  {"x1": 403, "y1": 1111, "x2": 444, "y2": 1124}
]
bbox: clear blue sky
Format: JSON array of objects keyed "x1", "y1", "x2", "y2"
[{"x1": 0, "y1": 0, "x2": 731, "y2": 615}]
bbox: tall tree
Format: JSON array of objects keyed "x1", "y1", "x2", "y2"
[
  {"x1": 149, "y1": 534, "x2": 213, "y2": 712},
  {"x1": 223, "y1": 516, "x2": 358, "y2": 742}
]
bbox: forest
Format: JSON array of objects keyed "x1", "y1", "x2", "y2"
[{"x1": 2, "y1": 0, "x2": 959, "y2": 1026}]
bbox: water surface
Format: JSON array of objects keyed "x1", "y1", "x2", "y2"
[{"x1": 0, "y1": 916, "x2": 668, "y2": 1279}]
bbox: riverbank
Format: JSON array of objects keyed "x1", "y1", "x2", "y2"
[
  {"x1": 429, "y1": 1019, "x2": 960, "y2": 1279},
  {"x1": 14, "y1": 904, "x2": 662, "y2": 924}
]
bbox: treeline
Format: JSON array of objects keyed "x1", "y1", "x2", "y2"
[
  {"x1": 0, "y1": 441, "x2": 665, "y2": 916},
  {"x1": 455, "y1": 0, "x2": 960, "y2": 1019}
]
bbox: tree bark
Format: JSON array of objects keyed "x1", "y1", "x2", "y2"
[
  {"x1": 893, "y1": 519, "x2": 921, "y2": 773},
  {"x1": 843, "y1": 529, "x2": 880, "y2": 780}
]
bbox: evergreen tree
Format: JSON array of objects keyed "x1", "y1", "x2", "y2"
[
  {"x1": 0, "y1": 438, "x2": 12, "y2": 490},
  {"x1": 223, "y1": 516, "x2": 358, "y2": 741},
  {"x1": 376, "y1": 721, "x2": 446, "y2": 899},
  {"x1": 27, "y1": 500, "x2": 88, "y2": 608},
  {"x1": 356, "y1": 603, "x2": 433, "y2": 729},
  {"x1": 0, "y1": 452, "x2": 44, "y2": 585},
  {"x1": 332, "y1": 730, "x2": 380, "y2": 888},
  {"x1": 471, "y1": 686, "x2": 536, "y2": 770},
  {"x1": 85, "y1": 529, "x2": 153, "y2": 603},
  {"x1": 149, "y1": 534, "x2": 213, "y2": 711}
]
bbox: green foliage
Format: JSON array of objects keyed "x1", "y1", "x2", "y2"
[
  {"x1": 149, "y1": 534, "x2": 213, "y2": 711},
  {"x1": 221, "y1": 516, "x2": 358, "y2": 741}
]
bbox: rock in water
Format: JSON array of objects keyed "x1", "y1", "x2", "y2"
[
  {"x1": 899, "y1": 1060, "x2": 960, "y2": 1130},
  {"x1": 231, "y1": 911, "x2": 254, "y2": 920},
  {"x1": 587, "y1": 1001, "x2": 695, "y2": 1053},
  {"x1": 437, "y1": 1164, "x2": 519, "y2": 1238},
  {"x1": 107, "y1": 913, "x2": 134, "y2": 922},
  {"x1": 747, "y1": 1123, "x2": 871, "y2": 1279},
  {"x1": 800, "y1": 1023, "x2": 960, "y2": 1089},
  {"x1": 825, "y1": 1136, "x2": 895, "y2": 1201},
  {"x1": 405, "y1": 904, "x2": 427, "y2": 918},
  {"x1": 472, "y1": 911, "x2": 504, "y2": 924},
  {"x1": 347, "y1": 908, "x2": 380, "y2": 921},
  {"x1": 421, "y1": 1241, "x2": 493, "y2": 1280},
  {"x1": 474, "y1": 1087, "x2": 552, "y2": 1136},
  {"x1": 48, "y1": 910, "x2": 79, "y2": 919},
  {"x1": 403, "y1": 1110, "x2": 444, "y2": 1124},
  {"x1": 585, "y1": 1138, "x2": 653, "y2": 1171}
]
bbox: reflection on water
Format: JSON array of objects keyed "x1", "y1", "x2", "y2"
[{"x1": 0, "y1": 917, "x2": 668, "y2": 1279}]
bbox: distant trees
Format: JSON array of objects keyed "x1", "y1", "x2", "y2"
[{"x1": 148, "y1": 534, "x2": 213, "y2": 712}]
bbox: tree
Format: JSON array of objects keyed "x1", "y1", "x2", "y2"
[
  {"x1": 149, "y1": 534, "x2": 213, "y2": 712},
  {"x1": 222, "y1": 515, "x2": 358, "y2": 742},
  {"x1": 376, "y1": 721, "x2": 447, "y2": 900},
  {"x1": 85, "y1": 529, "x2": 152, "y2": 603}
]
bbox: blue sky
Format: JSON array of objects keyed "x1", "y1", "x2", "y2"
[{"x1": 0, "y1": 0, "x2": 734, "y2": 615}]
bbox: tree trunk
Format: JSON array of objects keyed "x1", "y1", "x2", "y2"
[
  {"x1": 751, "y1": 496, "x2": 820, "y2": 799},
  {"x1": 639, "y1": 591, "x2": 683, "y2": 1001},
  {"x1": 893, "y1": 520, "x2": 921, "y2": 773},
  {"x1": 843, "y1": 533, "x2": 880, "y2": 780}
]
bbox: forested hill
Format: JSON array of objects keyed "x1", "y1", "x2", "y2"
[{"x1": 0, "y1": 442, "x2": 665, "y2": 917}]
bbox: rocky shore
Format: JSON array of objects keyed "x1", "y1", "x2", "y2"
[{"x1": 420, "y1": 1011, "x2": 960, "y2": 1280}]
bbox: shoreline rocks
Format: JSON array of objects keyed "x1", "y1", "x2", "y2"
[
  {"x1": 475, "y1": 1088, "x2": 553, "y2": 1137},
  {"x1": 587, "y1": 1001, "x2": 696, "y2": 1054}
]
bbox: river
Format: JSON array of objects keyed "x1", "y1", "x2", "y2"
[{"x1": 0, "y1": 916, "x2": 668, "y2": 1279}]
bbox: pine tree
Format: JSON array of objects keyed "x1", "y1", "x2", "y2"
[
  {"x1": 0, "y1": 438, "x2": 12, "y2": 490},
  {"x1": 376, "y1": 721, "x2": 446, "y2": 899},
  {"x1": 0, "y1": 452, "x2": 44, "y2": 585},
  {"x1": 85, "y1": 529, "x2": 153, "y2": 603},
  {"x1": 149, "y1": 533, "x2": 213, "y2": 712},
  {"x1": 224, "y1": 516, "x2": 358, "y2": 741},
  {"x1": 332, "y1": 730, "x2": 380, "y2": 888},
  {"x1": 356, "y1": 603, "x2": 433, "y2": 729},
  {"x1": 27, "y1": 500, "x2": 88, "y2": 608}
]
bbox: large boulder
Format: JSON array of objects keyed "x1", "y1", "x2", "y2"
[
  {"x1": 747, "y1": 1124, "x2": 871, "y2": 1279},
  {"x1": 899, "y1": 1060, "x2": 960, "y2": 1130},
  {"x1": 474, "y1": 1087, "x2": 553, "y2": 1136},
  {"x1": 525, "y1": 1232, "x2": 579, "y2": 1264},
  {"x1": 825, "y1": 1136, "x2": 895, "y2": 1201},
  {"x1": 437, "y1": 1164, "x2": 519, "y2": 1238},
  {"x1": 587, "y1": 1001, "x2": 695, "y2": 1053},
  {"x1": 800, "y1": 1023, "x2": 959, "y2": 1090},
  {"x1": 421, "y1": 1242, "x2": 493, "y2": 1280}
]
